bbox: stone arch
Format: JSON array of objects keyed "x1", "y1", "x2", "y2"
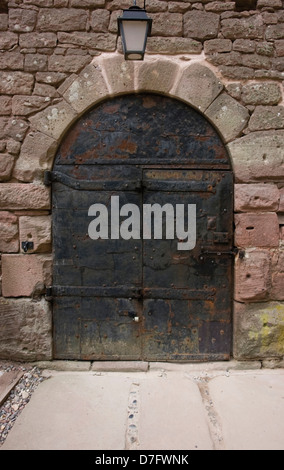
[{"x1": 14, "y1": 54, "x2": 250, "y2": 182}]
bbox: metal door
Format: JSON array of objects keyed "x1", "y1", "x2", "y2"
[{"x1": 47, "y1": 94, "x2": 233, "y2": 361}]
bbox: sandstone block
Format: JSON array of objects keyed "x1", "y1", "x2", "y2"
[
  {"x1": 0, "y1": 298, "x2": 52, "y2": 361},
  {"x1": 0, "y1": 52, "x2": 24, "y2": 71},
  {"x1": 0, "y1": 154, "x2": 15, "y2": 181},
  {"x1": 275, "y1": 40, "x2": 284, "y2": 57},
  {"x1": 29, "y1": 100, "x2": 77, "y2": 140},
  {"x1": 204, "y1": 39, "x2": 232, "y2": 54},
  {"x1": 147, "y1": 37, "x2": 202, "y2": 55},
  {"x1": 174, "y1": 63, "x2": 223, "y2": 112},
  {"x1": 19, "y1": 32, "x2": 57, "y2": 49},
  {"x1": 5, "y1": 117, "x2": 29, "y2": 142},
  {"x1": 233, "y1": 301, "x2": 284, "y2": 360},
  {"x1": 233, "y1": 39, "x2": 256, "y2": 53},
  {"x1": 235, "y1": 213, "x2": 279, "y2": 248},
  {"x1": 19, "y1": 216, "x2": 51, "y2": 253},
  {"x1": 279, "y1": 188, "x2": 284, "y2": 212},
  {"x1": 90, "y1": 9, "x2": 110, "y2": 32},
  {"x1": 0, "y1": 183, "x2": 50, "y2": 210},
  {"x1": 235, "y1": 184, "x2": 280, "y2": 212},
  {"x1": 0, "y1": 211, "x2": 18, "y2": 253},
  {"x1": 62, "y1": 64, "x2": 109, "y2": 113},
  {"x1": 151, "y1": 13, "x2": 183, "y2": 37},
  {"x1": 6, "y1": 139, "x2": 21, "y2": 156},
  {"x1": 218, "y1": 66, "x2": 254, "y2": 80},
  {"x1": 136, "y1": 58, "x2": 179, "y2": 95},
  {"x1": 57, "y1": 32, "x2": 116, "y2": 52},
  {"x1": 205, "y1": 2, "x2": 235, "y2": 12},
  {"x1": 205, "y1": 93, "x2": 249, "y2": 143},
  {"x1": 258, "y1": 0, "x2": 282, "y2": 7},
  {"x1": 48, "y1": 54, "x2": 91, "y2": 73},
  {"x1": 228, "y1": 131, "x2": 284, "y2": 182},
  {"x1": 0, "y1": 96, "x2": 12, "y2": 115},
  {"x1": 249, "y1": 106, "x2": 284, "y2": 131},
  {"x1": 234, "y1": 249, "x2": 271, "y2": 302},
  {"x1": 241, "y1": 82, "x2": 281, "y2": 105},
  {"x1": 36, "y1": 72, "x2": 67, "y2": 85},
  {"x1": 266, "y1": 24, "x2": 284, "y2": 40},
  {"x1": 184, "y1": 11, "x2": 219, "y2": 40},
  {"x1": 0, "y1": 31, "x2": 18, "y2": 49},
  {"x1": 12, "y1": 95, "x2": 51, "y2": 116},
  {"x1": 221, "y1": 16, "x2": 264, "y2": 40},
  {"x1": 99, "y1": 55, "x2": 135, "y2": 95},
  {"x1": 2, "y1": 254, "x2": 52, "y2": 297},
  {"x1": 37, "y1": 8, "x2": 87, "y2": 32},
  {"x1": 0, "y1": 72, "x2": 34, "y2": 95},
  {"x1": 9, "y1": 8, "x2": 37, "y2": 32},
  {"x1": 271, "y1": 273, "x2": 284, "y2": 301},
  {"x1": 71, "y1": 0, "x2": 105, "y2": 6},
  {"x1": 13, "y1": 131, "x2": 57, "y2": 182},
  {"x1": 24, "y1": 54, "x2": 48, "y2": 73},
  {"x1": 0, "y1": 14, "x2": 8, "y2": 31}
]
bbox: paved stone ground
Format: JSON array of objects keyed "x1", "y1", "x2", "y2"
[{"x1": 0, "y1": 361, "x2": 284, "y2": 451}]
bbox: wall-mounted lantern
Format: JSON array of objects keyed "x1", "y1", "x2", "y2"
[{"x1": 117, "y1": 1, "x2": 152, "y2": 61}]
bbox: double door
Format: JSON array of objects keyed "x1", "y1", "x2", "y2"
[{"x1": 50, "y1": 165, "x2": 233, "y2": 361}]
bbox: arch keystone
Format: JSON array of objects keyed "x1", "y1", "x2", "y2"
[
  {"x1": 136, "y1": 58, "x2": 180, "y2": 94},
  {"x1": 98, "y1": 54, "x2": 135, "y2": 96}
]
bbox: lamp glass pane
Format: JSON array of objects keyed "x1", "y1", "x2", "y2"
[{"x1": 122, "y1": 20, "x2": 148, "y2": 52}]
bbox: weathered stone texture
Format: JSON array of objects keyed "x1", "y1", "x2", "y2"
[
  {"x1": 0, "y1": 72, "x2": 34, "y2": 95},
  {"x1": 29, "y1": 101, "x2": 77, "y2": 140},
  {"x1": 0, "y1": 298, "x2": 52, "y2": 361},
  {"x1": 235, "y1": 184, "x2": 280, "y2": 212},
  {"x1": 0, "y1": 211, "x2": 18, "y2": 253},
  {"x1": 12, "y1": 96, "x2": 51, "y2": 116},
  {"x1": 147, "y1": 37, "x2": 202, "y2": 55},
  {"x1": 150, "y1": 13, "x2": 183, "y2": 37},
  {"x1": 2, "y1": 254, "x2": 52, "y2": 297},
  {"x1": 249, "y1": 106, "x2": 284, "y2": 131},
  {"x1": 221, "y1": 16, "x2": 264, "y2": 40},
  {"x1": 9, "y1": 9, "x2": 37, "y2": 33},
  {"x1": 19, "y1": 216, "x2": 51, "y2": 253},
  {"x1": 241, "y1": 83, "x2": 282, "y2": 106},
  {"x1": 205, "y1": 93, "x2": 249, "y2": 142},
  {"x1": 234, "y1": 250, "x2": 272, "y2": 302},
  {"x1": 37, "y1": 8, "x2": 88, "y2": 32},
  {"x1": 234, "y1": 302, "x2": 284, "y2": 360},
  {"x1": 0, "y1": 31, "x2": 18, "y2": 49},
  {"x1": 174, "y1": 63, "x2": 223, "y2": 112},
  {"x1": 228, "y1": 131, "x2": 284, "y2": 183},
  {"x1": 0, "y1": 184, "x2": 50, "y2": 210},
  {"x1": 184, "y1": 11, "x2": 219, "y2": 40},
  {"x1": 57, "y1": 32, "x2": 116, "y2": 51},
  {"x1": 0, "y1": 153, "x2": 15, "y2": 181},
  {"x1": 235, "y1": 213, "x2": 280, "y2": 248},
  {"x1": 137, "y1": 59, "x2": 179, "y2": 95},
  {"x1": 13, "y1": 131, "x2": 57, "y2": 182}
]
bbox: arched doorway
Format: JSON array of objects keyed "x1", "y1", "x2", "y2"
[{"x1": 47, "y1": 94, "x2": 233, "y2": 361}]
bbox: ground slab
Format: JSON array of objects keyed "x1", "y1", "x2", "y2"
[{"x1": 1, "y1": 365, "x2": 284, "y2": 451}]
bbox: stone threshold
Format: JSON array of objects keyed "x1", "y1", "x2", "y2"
[{"x1": 29, "y1": 359, "x2": 284, "y2": 373}]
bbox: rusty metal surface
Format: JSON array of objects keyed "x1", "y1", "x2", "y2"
[{"x1": 51, "y1": 94, "x2": 233, "y2": 361}]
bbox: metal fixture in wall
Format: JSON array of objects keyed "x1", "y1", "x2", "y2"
[{"x1": 117, "y1": 1, "x2": 152, "y2": 60}]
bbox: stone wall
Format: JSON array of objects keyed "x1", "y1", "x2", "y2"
[{"x1": 0, "y1": 0, "x2": 283, "y2": 362}]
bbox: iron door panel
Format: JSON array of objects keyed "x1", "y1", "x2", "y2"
[
  {"x1": 142, "y1": 169, "x2": 233, "y2": 360},
  {"x1": 52, "y1": 166, "x2": 143, "y2": 360}
]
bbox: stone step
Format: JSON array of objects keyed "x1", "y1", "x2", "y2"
[{"x1": 0, "y1": 371, "x2": 24, "y2": 407}]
